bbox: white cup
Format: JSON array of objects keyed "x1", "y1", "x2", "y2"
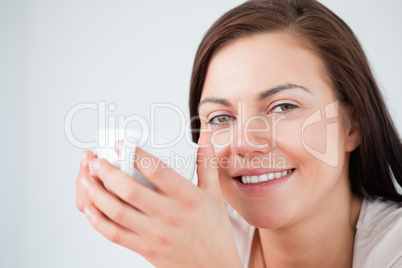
[{"x1": 96, "y1": 128, "x2": 198, "y2": 190}]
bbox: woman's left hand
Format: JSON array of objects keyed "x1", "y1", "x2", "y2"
[{"x1": 80, "y1": 132, "x2": 242, "y2": 268}]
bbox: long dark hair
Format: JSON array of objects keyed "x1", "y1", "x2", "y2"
[{"x1": 189, "y1": 0, "x2": 402, "y2": 202}]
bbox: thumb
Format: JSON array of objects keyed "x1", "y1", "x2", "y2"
[{"x1": 197, "y1": 132, "x2": 220, "y2": 192}]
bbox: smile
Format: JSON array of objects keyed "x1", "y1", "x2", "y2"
[{"x1": 239, "y1": 169, "x2": 295, "y2": 184}]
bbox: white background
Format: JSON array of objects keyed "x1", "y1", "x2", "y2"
[{"x1": 1, "y1": 0, "x2": 401, "y2": 267}]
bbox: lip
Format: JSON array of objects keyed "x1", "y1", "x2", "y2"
[{"x1": 234, "y1": 169, "x2": 295, "y2": 195}]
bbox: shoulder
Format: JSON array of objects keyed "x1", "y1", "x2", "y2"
[{"x1": 353, "y1": 198, "x2": 402, "y2": 268}]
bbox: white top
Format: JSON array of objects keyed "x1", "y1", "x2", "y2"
[{"x1": 226, "y1": 198, "x2": 402, "y2": 268}]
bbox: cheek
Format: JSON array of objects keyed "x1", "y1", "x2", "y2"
[
  {"x1": 211, "y1": 128, "x2": 233, "y2": 150},
  {"x1": 274, "y1": 114, "x2": 347, "y2": 204},
  {"x1": 302, "y1": 118, "x2": 344, "y2": 168},
  {"x1": 211, "y1": 131, "x2": 232, "y2": 177},
  {"x1": 302, "y1": 121, "x2": 329, "y2": 153},
  {"x1": 273, "y1": 118, "x2": 306, "y2": 161},
  {"x1": 271, "y1": 117, "x2": 346, "y2": 221},
  {"x1": 275, "y1": 113, "x2": 343, "y2": 169},
  {"x1": 210, "y1": 129, "x2": 238, "y2": 201}
]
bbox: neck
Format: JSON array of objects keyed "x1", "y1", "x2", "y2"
[{"x1": 257, "y1": 180, "x2": 362, "y2": 268}]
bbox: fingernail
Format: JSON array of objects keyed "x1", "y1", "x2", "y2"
[
  {"x1": 115, "y1": 140, "x2": 124, "y2": 156},
  {"x1": 93, "y1": 159, "x2": 101, "y2": 171},
  {"x1": 81, "y1": 177, "x2": 90, "y2": 189},
  {"x1": 82, "y1": 152, "x2": 88, "y2": 167},
  {"x1": 84, "y1": 206, "x2": 92, "y2": 219},
  {"x1": 89, "y1": 159, "x2": 101, "y2": 174},
  {"x1": 89, "y1": 161, "x2": 94, "y2": 174}
]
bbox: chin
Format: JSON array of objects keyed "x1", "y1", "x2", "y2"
[
  {"x1": 248, "y1": 214, "x2": 293, "y2": 230},
  {"x1": 236, "y1": 201, "x2": 297, "y2": 229}
]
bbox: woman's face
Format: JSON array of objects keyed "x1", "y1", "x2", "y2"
[{"x1": 198, "y1": 33, "x2": 359, "y2": 229}]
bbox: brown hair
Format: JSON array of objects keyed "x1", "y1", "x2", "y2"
[{"x1": 189, "y1": 0, "x2": 402, "y2": 202}]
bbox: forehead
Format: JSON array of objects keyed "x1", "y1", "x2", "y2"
[{"x1": 201, "y1": 32, "x2": 332, "y2": 101}]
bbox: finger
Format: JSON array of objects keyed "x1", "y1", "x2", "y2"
[
  {"x1": 83, "y1": 205, "x2": 148, "y2": 255},
  {"x1": 83, "y1": 175, "x2": 152, "y2": 233},
  {"x1": 88, "y1": 158, "x2": 166, "y2": 215},
  {"x1": 196, "y1": 132, "x2": 220, "y2": 193},
  {"x1": 115, "y1": 140, "x2": 124, "y2": 156},
  {"x1": 76, "y1": 150, "x2": 97, "y2": 212},
  {"x1": 132, "y1": 147, "x2": 196, "y2": 197},
  {"x1": 113, "y1": 140, "x2": 195, "y2": 197}
]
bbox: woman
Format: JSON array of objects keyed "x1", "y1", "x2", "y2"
[{"x1": 76, "y1": 0, "x2": 402, "y2": 267}]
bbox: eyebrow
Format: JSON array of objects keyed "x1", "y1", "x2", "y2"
[
  {"x1": 198, "y1": 97, "x2": 232, "y2": 110},
  {"x1": 198, "y1": 83, "x2": 311, "y2": 112}
]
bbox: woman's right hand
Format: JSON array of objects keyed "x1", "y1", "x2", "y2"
[{"x1": 76, "y1": 150, "x2": 97, "y2": 212}]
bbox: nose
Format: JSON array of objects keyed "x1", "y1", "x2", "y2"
[{"x1": 232, "y1": 115, "x2": 271, "y2": 156}]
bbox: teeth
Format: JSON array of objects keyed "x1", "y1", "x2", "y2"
[
  {"x1": 259, "y1": 174, "x2": 268, "y2": 182},
  {"x1": 240, "y1": 169, "x2": 293, "y2": 184},
  {"x1": 241, "y1": 176, "x2": 247, "y2": 184},
  {"x1": 251, "y1": 175, "x2": 259, "y2": 183}
]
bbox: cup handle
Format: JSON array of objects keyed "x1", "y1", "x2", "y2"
[{"x1": 120, "y1": 140, "x2": 137, "y2": 177}]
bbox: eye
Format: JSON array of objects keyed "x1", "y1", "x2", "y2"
[
  {"x1": 207, "y1": 114, "x2": 234, "y2": 126},
  {"x1": 270, "y1": 103, "x2": 297, "y2": 113}
]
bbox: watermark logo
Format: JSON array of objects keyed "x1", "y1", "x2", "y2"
[
  {"x1": 64, "y1": 101, "x2": 196, "y2": 149},
  {"x1": 301, "y1": 101, "x2": 339, "y2": 167},
  {"x1": 65, "y1": 100, "x2": 340, "y2": 170}
]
